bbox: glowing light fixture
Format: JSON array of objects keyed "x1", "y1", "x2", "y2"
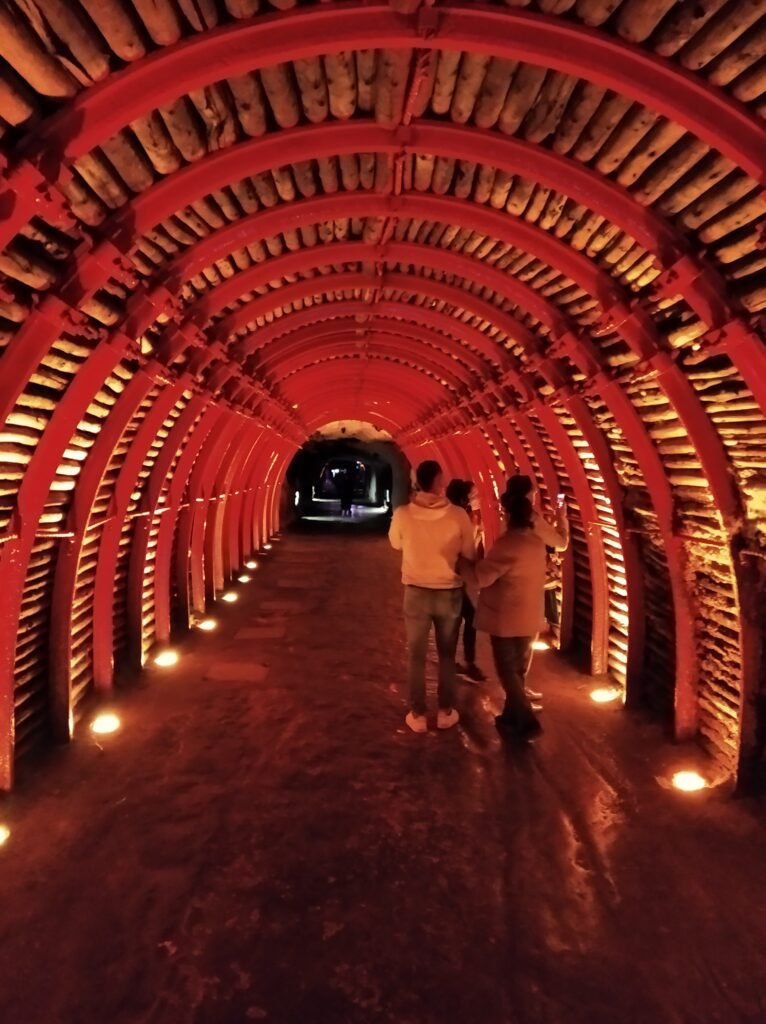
[
  {"x1": 0, "y1": 824, "x2": 10, "y2": 847},
  {"x1": 237, "y1": 574, "x2": 251, "y2": 584},
  {"x1": 672, "y1": 770, "x2": 707, "y2": 793},
  {"x1": 90, "y1": 713, "x2": 121, "y2": 736},
  {"x1": 222, "y1": 591, "x2": 238, "y2": 603},
  {"x1": 196, "y1": 618, "x2": 217, "y2": 632},
  {"x1": 245, "y1": 560, "x2": 258, "y2": 570},
  {"x1": 590, "y1": 686, "x2": 622, "y2": 704},
  {"x1": 153, "y1": 649, "x2": 179, "y2": 668},
  {"x1": 532, "y1": 639, "x2": 550, "y2": 651},
  {"x1": 263, "y1": 543, "x2": 273, "y2": 551}
]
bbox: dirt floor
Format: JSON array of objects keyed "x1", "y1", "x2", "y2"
[{"x1": 1, "y1": 522, "x2": 766, "y2": 1024}]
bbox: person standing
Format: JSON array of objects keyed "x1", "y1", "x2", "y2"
[
  {"x1": 459, "y1": 480, "x2": 566, "y2": 741},
  {"x1": 446, "y1": 479, "x2": 486, "y2": 682},
  {"x1": 389, "y1": 460, "x2": 475, "y2": 733}
]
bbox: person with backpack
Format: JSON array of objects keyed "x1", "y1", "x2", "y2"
[{"x1": 389, "y1": 461, "x2": 475, "y2": 733}]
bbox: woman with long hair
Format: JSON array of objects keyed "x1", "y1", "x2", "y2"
[
  {"x1": 446, "y1": 479, "x2": 486, "y2": 682},
  {"x1": 459, "y1": 479, "x2": 567, "y2": 740}
]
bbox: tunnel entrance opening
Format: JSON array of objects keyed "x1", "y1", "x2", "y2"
[{"x1": 283, "y1": 424, "x2": 410, "y2": 533}]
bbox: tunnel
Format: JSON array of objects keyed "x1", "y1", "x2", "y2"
[{"x1": 0, "y1": 1, "x2": 764, "y2": 1020}]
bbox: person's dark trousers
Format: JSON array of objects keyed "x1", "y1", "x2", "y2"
[
  {"x1": 490, "y1": 636, "x2": 537, "y2": 728},
  {"x1": 461, "y1": 591, "x2": 477, "y2": 664},
  {"x1": 403, "y1": 586, "x2": 462, "y2": 714}
]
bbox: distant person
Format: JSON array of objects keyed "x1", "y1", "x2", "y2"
[
  {"x1": 446, "y1": 478, "x2": 486, "y2": 683},
  {"x1": 389, "y1": 460, "x2": 475, "y2": 733},
  {"x1": 338, "y1": 472, "x2": 354, "y2": 517},
  {"x1": 459, "y1": 479, "x2": 567, "y2": 741}
]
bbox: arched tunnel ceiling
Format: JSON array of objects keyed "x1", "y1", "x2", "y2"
[{"x1": 0, "y1": 0, "x2": 764, "y2": 791}]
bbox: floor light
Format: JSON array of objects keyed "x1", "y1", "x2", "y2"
[
  {"x1": 90, "y1": 713, "x2": 121, "y2": 736},
  {"x1": 153, "y1": 649, "x2": 179, "y2": 668},
  {"x1": 671, "y1": 770, "x2": 707, "y2": 793}
]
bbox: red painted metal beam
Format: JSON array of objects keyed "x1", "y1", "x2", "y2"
[
  {"x1": 266, "y1": 339, "x2": 473, "y2": 395},
  {"x1": 252, "y1": 319, "x2": 491, "y2": 381},
  {"x1": 204, "y1": 424, "x2": 262, "y2": 599},
  {"x1": 49, "y1": 363, "x2": 160, "y2": 740},
  {"x1": 91, "y1": 381, "x2": 188, "y2": 689},
  {"x1": 126, "y1": 395, "x2": 207, "y2": 666},
  {"x1": 0, "y1": 334, "x2": 130, "y2": 789},
  {"x1": 24, "y1": 3, "x2": 764, "y2": 183},
  {"x1": 153, "y1": 407, "x2": 225, "y2": 641}
]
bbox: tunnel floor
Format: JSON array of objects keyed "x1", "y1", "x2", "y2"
[{"x1": 2, "y1": 534, "x2": 766, "y2": 1024}]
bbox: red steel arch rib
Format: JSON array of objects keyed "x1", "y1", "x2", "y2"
[{"x1": 17, "y1": 3, "x2": 763, "y2": 180}]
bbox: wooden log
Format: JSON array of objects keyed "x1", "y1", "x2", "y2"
[
  {"x1": 189, "y1": 84, "x2": 239, "y2": 150},
  {"x1": 176, "y1": 0, "x2": 219, "y2": 30},
  {"x1": 324, "y1": 52, "x2": 357, "y2": 120},
  {"x1": 260, "y1": 64, "x2": 300, "y2": 128},
  {"x1": 158, "y1": 98, "x2": 206, "y2": 162},
  {"x1": 77, "y1": 0, "x2": 146, "y2": 62},
  {"x1": 359, "y1": 152, "x2": 375, "y2": 189},
  {"x1": 655, "y1": 153, "x2": 734, "y2": 217},
  {"x1": 375, "y1": 49, "x2": 411, "y2": 128},
  {"x1": 454, "y1": 160, "x2": 476, "y2": 199},
  {"x1": 593, "y1": 107, "x2": 661, "y2": 174},
  {"x1": 572, "y1": 94, "x2": 632, "y2": 162},
  {"x1": 100, "y1": 130, "x2": 155, "y2": 192},
  {"x1": 251, "y1": 170, "x2": 279, "y2": 206},
  {"x1": 632, "y1": 139, "x2": 710, "y2": 206},
  {"x1": 522, "y1": 71, "x2": 577, "y2": 143},
  {"x1": 414, "y1": 153, "x2": 435, "y2": 191},
  {"x1": 708, "y1": 23, "x2": 766, "y2": 87},
  {"x1": 293, "y1": 57, "x2": 329, "y2": 123},
  {"x1": 681, "y1": 0, "x2": 764, "y2": 70},
  {"x1": 230, "y1": 178, "x2": 259, "y2": 213},
  {"x1": 615, "y1": 0, "x2": 677, "y2": 42},
  {"x1": 0, "y1": 69, "x2": 37, "y2": 125},
  {"x1": 0, "y1": 247, "x2": 56, "y2": 289},
  {"x1": 225, "y1": 0, "x2": 260, "y2": 16},
  {"x1": 431, "y1": 50, "x2": 461, "y2": 115},
  {"x1": 575, "y1": 0, "x2": 621, "y2": 25},
  {"x1": 498, "y1": 65, "x2": 546, "y2": 135},
  {"x1": 132, "y1": 0, "x2": 182, "y2": 45},
  {"x1": 732, "y1": 59, "x2": 766, "y2": 103},
  {"x1": 317, "y1": 156, "x2": 339, "y2": 193},
  {"x1": 228, "y1": 72, "x2": 268, "y2": 136},
  {"x1": 20, "y1": 0, "x2": 111, "y2": 83},
  {"x1": 653, "y1": 0, "x2": 728, "y2": 56},
  {"x1": 679, "y1": 173, "x2": 755, "y2": 230},
  {"x1": 130, "y1": 112, "x2": 182, "y2": 175},
  {"x1": 355, "y1": 50, "x2": 377, "y2": 112},
  {"x1": 450, "y1": 53, "x2": 491, "y2": 124},
  {"x1": 614, "y1": 122, "x2": 688, "y2": 189},
  {"x1": 0, "y1": 6, "x2": 77, "y2": 96},
  {"x1": 473, "y1": 57, "x2": 516, "y2": 128},
  {"x1": 74, "y1": 151, "x2": 129, "y2": 208}
]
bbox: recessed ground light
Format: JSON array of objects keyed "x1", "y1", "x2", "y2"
[
  {"x1": 222, "y1": 591, "x2": 238, "y2": 603},
  {"x1": 90, "y1": 713, "x2": 121, "y2": 736},
  {"x1": 237, "y1": 574, "x2": 251, "y2": 584},
  {"x1": 532, "y1": 639, "x2": 550, "y2": 651},
  {"x1": 672, "y1": 770, "x2": 707, "y2": 793},
  {"x1": 263, "y1": 543, "x2": 273, "y2": 551},
  {"x1": 590, "y1": 686, "x2": 622, "y2": 704},
  {"x1": 196, "y1": 618, "x2": 217, "y2": 632},
  {"x1": 153, "y1": 649, "x2": 179, "y2": 668},
  {"x1": 245, "y1": 560, "x2": 258, "y2": 570},
  {"x1": 0, "y1": 824, "x2": 10, "y2": 847}
]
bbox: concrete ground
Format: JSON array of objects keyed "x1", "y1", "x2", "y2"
[{"x1": 1, "y1": 526, "x2": 765, "y2": 1024}]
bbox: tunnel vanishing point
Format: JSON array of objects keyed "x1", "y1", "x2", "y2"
[{"x1": 0, "y1": 0, "x2": 764, "y2": 799}]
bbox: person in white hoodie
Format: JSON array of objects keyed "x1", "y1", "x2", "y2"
[{"x1": 389, "y1": 460, "x2": 475, "y2": 733}]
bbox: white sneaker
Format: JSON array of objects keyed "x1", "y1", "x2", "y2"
[
  {"x1": 437, "y1": 708, "x2": 460, "y2": 730},
  {"x1": 405, "y1": 711, "x2": 428, "y2": 734},
  {"x1": 526, "y1": 688, "x2": 543, "y2": 701}
]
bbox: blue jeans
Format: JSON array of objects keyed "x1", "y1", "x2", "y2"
[{"x1": 403, "y1": 586, "x2": 462, "y2": 714}]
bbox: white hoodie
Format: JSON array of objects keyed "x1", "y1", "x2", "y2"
[{"x1": 389, "y1": 492, "x2": 475, "y2": 588}]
